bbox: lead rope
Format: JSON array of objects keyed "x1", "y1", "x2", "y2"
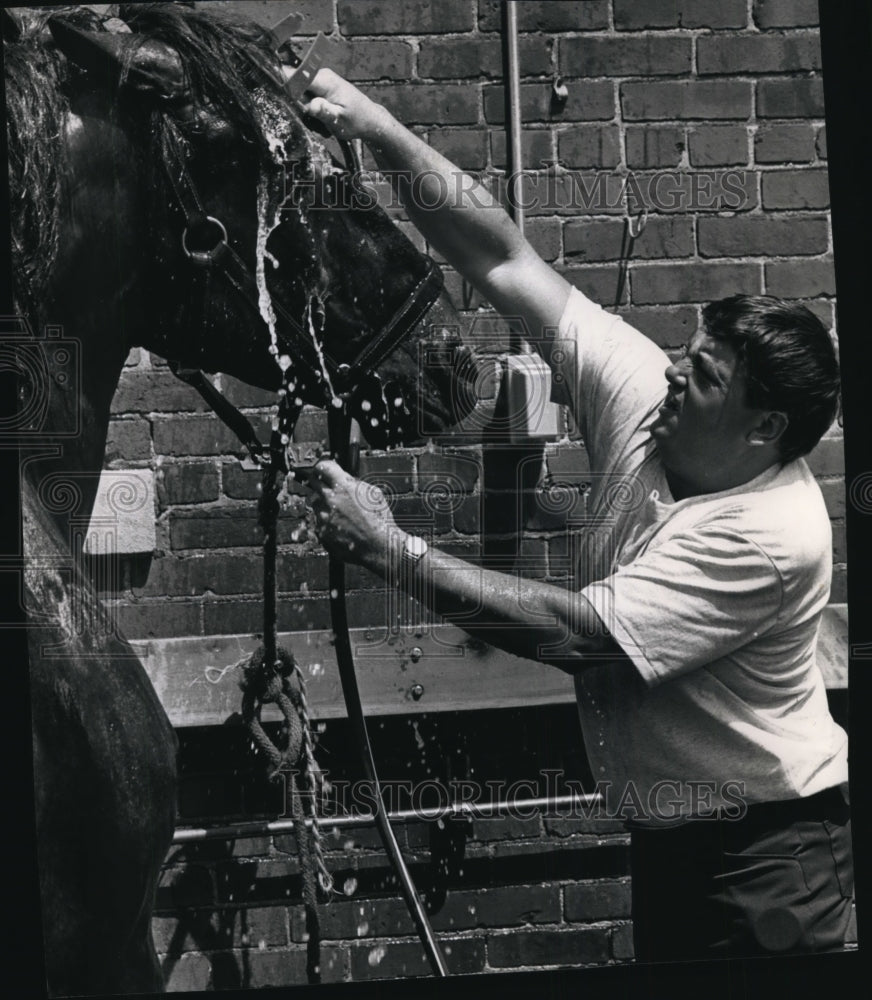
[{"x1": 238, "y1": 402, "x2": 333, "y2": 987}]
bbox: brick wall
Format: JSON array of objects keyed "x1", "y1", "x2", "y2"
[{"x1": 96, "y1": 0, "x2": 848, "y2": 987}]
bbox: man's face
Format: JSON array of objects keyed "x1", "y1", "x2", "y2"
[{"x1": 650, "y1": 331, "x2": 766, "y2": 496}]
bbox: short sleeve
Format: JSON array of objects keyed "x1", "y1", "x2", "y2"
[
  {"x1": 552, "y1": 287, "x2": 671, "y2": 473},
  {"x1": 581, "y1": 523, "x2": 785, "y2": 686}
]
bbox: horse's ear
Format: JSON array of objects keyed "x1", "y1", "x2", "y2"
[
  {"x1": 48, "y1": 17, "x2": 190, "y2": 104},
  {"x1": 2, "y1": 9, "x2": 22, "y2": 42}
]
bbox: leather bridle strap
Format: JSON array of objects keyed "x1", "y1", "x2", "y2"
[
  {"x1": 161, "y1": 116, "x2": 445, "y2": 403},
  {"x1": 168, "y1": 362, "x2": 271, "y2": 466}
]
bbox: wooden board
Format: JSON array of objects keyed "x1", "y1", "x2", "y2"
[{"x1": 131, "y1": 604, "x2": 850, "y2": 728}]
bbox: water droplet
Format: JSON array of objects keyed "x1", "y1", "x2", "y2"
[
  {"x1": 356, "y1": 921, "x2": 369, "y2": 937},
  {"x1": 367, "y1": 945, "x2": 386, "y2": 967},
  {"x1": 330, "y1": 589, "x2": 339, "y2": 599},
  {"x1": 343, "y1": 877, "x2": 358, "y2": 896},
  {"x1": 361, "y1": 400, "x2": 372, "y2": 412}
]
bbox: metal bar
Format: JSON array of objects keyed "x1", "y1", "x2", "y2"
[
  {"x1": 172, "y1": 794, "x2": 604, "y2": 844},
  {"x1": 501, "y1": 1, "x2": 524, "y2": 238}
]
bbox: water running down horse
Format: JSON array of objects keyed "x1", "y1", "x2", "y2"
[{"x1": 4, "y1": 4, "x2": 480, "y2": 993}]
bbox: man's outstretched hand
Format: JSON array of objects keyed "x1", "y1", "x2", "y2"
[
  {"x1": 298, "y1": 68, "x2": 391, "y2": 144},
  {"x1": 307, "y1": 459, "x2": 404, "y2": 572}
]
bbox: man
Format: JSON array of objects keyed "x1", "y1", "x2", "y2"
[{"x1": 299, "y1": 69, "x2": 853, "y2": 962}]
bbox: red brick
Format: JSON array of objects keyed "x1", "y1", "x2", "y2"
[
  {"x1": 364, "y1": 84, "x2": 478, "y2": 126},
  {"x1": 484, "y1": 81, "x2": 615, "y2": 124},
  {"x1": 564, "y1": 218, "x2": 693, "y2": 263},
  {"x1": 509, "y1": 172, "x2": 625, "y2": 218},
  {"x1": 819, "y1": 480, "x2": 846, "y2": 519},
  {"x1": 203, "y1": 595, "x2": 331, "y2": 635},
  {"x1": 162, "y1": 952, "x2": 212, "y2": 991},
  {"x1": 113, "y1": 600, "x2": 201, "y2": 639},
  {"x1": 291, "y1": 896, "x2": 412, "y2": 941},
  {"x1": 202, "y1": 1, "x2": 334, "y2": 34},
  {"x1": 521, "y1": 219, "x2": 562, "y2": 263},
  {"x1": 558, "y1": 127, "x2": 621, "y2": 169},
  {"x1": 428, "y1": 129, "x2": 490, "y2": 171},
  {"x1": 632, "y1": 262, "x2": 762, "y2": 305},
  {"x1": 349, "y1": 936, "x2": 485, "y2": 979},
  {"x1": 450, "y1": 495, "x2": 480, "y2": 534},
  {"x1": 153, "y1": 415, "x2": 248, "y2": 457},
  {"x1": 111, "y1": 370, "x2": 213, "y2": 414},
  {"x1": 561, "y1": 267, "x2": 625, "y2": 307},
  {"x1": 764, "y1": 259, "x2": 836, "y2": 299},
  {"x1": 417, "y1": 450, "x2": 480, "y2": 492},
  {"x1": 105, "y1": 419, "x2": 151, "y2": 462},
  {"x1": 338, "y1": 0, "x2": 473, "y2": 35},
  {"x1": 436, "y1": 885, "x2": 561, "y2": 930},
  {"x1": 625, "y1": 127, "x2": 685, "y2": 168},
  {"x1": 753, "y1": 0, "x2": 819, "y2": 29},
  {"x1": 220, "y1": 376, "x2": 281, "y2": 409},
  {"x1": 236, "y1": 907, "x2": 290, "y2": 949},
  {"x1": 487, "y1": 927, "x2": 610, "y2": 968},
  {"x1": 816, "y1": 126, "x2": 827, "y2": 160},
  {"x1": 478, "y1": 0, "x2": 610, "y2": 32},
  {"x1": 245, "y1": 947, "x2": 346, "y2": 988},
  {"x1": 292, "y1": 407, "x2": 329, "y2": 443},
  {"x1": 621, "y1": 80, "x2": 752, "y2": 121},
  {"x1": 561, "y1": 36, "x2": 691, "y2": 77},
  {"x1": 614, "y1": 0, "x2": 747, "y2": 30},
  {"x1": 697, "y1": 33, "x2": 821, "y2": 75},
  {"x1": 687, "y1": 126, "x2": 748, "y2": 167},
  {"x1": 806, "y1": 437, "x2": 845, "y2": 477},
  {"x1": 619, "y1": 306, "x2": 699, "y2": 349},
  {"x1": 832, "y1": 523, "x2": 847, "y2": 563},
  {"x1": 564, "y1": 880, "x2": 631, "y2": 921},
  {"x1": 754, "y1": 124, "x2": 817, "y2": 163},
  {"x1": 157, "y1": 462, "x2": 220, "y2": 506},
  {"x1": 134, "y1": 551, "x2": 322, "y2": 598},
  {"x1": 757, "y1": 77, "x2": 825, "y2": 118},
  {"x1": 761, "y1": 169, "x2": 830, "y2": 209},
  {"x1": 320, "y1": 37, "x2": 413, "y2": 82},
  {"x1": 222, "y1": 463, "x2": 263, "y2": 500},
  {"x1": 697, "y1": 216, "x2": 829, "y2": 258},
  {"x1": 169, "y1": 507, "x2": 306, "y2": 550},
  {"x1": 418, "y1": 37, "x2": 552, "y2": 80},
  {"x1": 611, "y1": 921, "x2": 635, "y2": 960},
  {"x1": 357, "y1": 453, "x2": 414, "y2": 493},
  {"x1": 491, "y1": 129, "x2": 555, "y2": 170},
  {"x1": 472, "y1": 815, "x2": 542, "y2": 842}
]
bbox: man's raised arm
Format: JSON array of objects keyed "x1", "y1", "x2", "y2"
[{"x1": 301, "y1": 69, "x2": 573, "y2": 354}]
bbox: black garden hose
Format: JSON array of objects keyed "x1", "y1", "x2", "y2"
[{"x1": 326, "y1": 406, "x2": 449, "y2": 978}]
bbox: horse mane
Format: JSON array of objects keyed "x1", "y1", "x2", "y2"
[{"x1": 4, "y1": 3, "x2": 297, "y2": 314}]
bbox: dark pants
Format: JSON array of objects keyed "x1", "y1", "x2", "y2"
[{"x1": 629, "y1": 787, "x2": 854, "y2": 963}]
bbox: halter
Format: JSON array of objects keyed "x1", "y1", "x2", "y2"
[{"x1": 160, "y1": 113, "x2": 444, "y2": 460}]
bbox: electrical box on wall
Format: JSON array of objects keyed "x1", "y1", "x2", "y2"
[{"x1": 504, "y1": 354, "x2": 562, "y2": 443}]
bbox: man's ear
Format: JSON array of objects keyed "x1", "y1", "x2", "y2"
[{"x1": 748, "y1": 410, "x2": 788, "y2": 447}]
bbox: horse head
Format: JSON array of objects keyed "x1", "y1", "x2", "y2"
[{"x1": 13, "y1": 3, "x2": 481, "y2": 451}]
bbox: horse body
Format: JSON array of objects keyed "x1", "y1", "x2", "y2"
[{"x1": 6, "y1": 5, "x2": 477, "y2": 993}]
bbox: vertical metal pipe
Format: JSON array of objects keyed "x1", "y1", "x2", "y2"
[{"x1": 501, "y1": 0, "x2": 524, "y2": 238}]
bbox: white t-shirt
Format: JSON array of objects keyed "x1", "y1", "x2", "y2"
[{"x1": 550, "y1": 287, "x2": 848, "y2": 823}]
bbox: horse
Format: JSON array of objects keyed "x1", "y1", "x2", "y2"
[{"x1": 4, "y1": 4, "x2": 479, "y2": 994}]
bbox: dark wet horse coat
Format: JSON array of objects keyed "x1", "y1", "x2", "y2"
[{"x1": 5, "y1": 5, "x2": 475, "y2": 994}]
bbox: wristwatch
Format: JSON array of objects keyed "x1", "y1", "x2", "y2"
[{"x1": 401, "y1": 533, "x2": 429, "y2": 572}]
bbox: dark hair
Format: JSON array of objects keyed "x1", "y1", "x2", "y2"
[{"x1": 702, "y1": 295, "x2": 841, "y2": 465}]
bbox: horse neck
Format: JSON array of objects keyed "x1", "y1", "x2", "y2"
[{"x1": 21, "y1": 325, "x2": 127, "y2": 554}]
